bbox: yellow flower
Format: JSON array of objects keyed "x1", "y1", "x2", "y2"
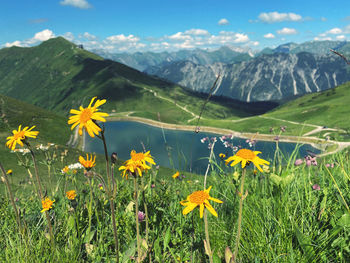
[
  {"x1": 66, "y1": 190, "x2": 77, "y2": 200},
  {"x1": 180, "y1": 186, "x2": 223, "y2": 218},
  {"x1": 119, "y1": 150, "x2": 155, "y2": 178},
  {"x1": 6, "y1": 125, "x2": 39, "y2": 150},
  {"x1": 225, "y1": 149, "x2": 270, "y2": 172},
  {"x1": 172, "y1": 171, "x2": 180, "y2": 179},
  {"x1": 6, "y1": 169, "x2": 13, "y2": 175},
  {"x1": 41, "y1": 197, "x2": 55, "y2": 213},
  {"x1": 79, "y1": 154, "x2": 96, "y2": 170},
  {"x1": 68, "y1": 97, "x2": 109, "y2": 137},
  {"x1": 219, "y1": 153, "x2": 226, "y2": 159},
  {"x1": 62, "y1": 166, "x2": 69, "y2": 174}
]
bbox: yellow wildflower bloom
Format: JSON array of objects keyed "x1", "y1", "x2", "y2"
[
  {"x1": 6, "y1": 169, "x2": 13, "y2": 175},
  {"x1": 68, "y1": 97, "x2": 109, "y2": 137},
  {"x1": 62, "y1": 166, "x2": 69, "y2": 174},
  {"x1": 180, "y1": 186, "x2": 223, "y2": 218},
  {"x1": 6, "y1": 125, "x2": 39, "y2": 150},
  {"x1": 119, "y1": 162, "x2": 142, "y2": 179},
  {"x1": 172, "y1": 171, "x2": 180, "y2": 179},
  {"x1": 119, "y1": 150, "x2": 155, "y2": 178},
  {"x1": 225, "y1": 148, "x2": 270, "y2": 172},
  {"x1": 41, "y1": 197, "x2": 55, "y2": 213},
  {"x1": 66, "y1": 190, "x2": 77, "y2": 200},
  {"x1": 219, "y1": 153, "x2": 226, "y2": 159},
  {"x1": 79, "y1": 154, "x2": 96, "y2": 170}
]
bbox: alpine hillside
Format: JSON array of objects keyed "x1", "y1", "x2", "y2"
[{"x1": 0, "y1": 37, "x2": 275, "y2": 123}]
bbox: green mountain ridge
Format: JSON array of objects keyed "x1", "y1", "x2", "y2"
[{"x1": 0, "y1": 37, "x2": 275, "y2": 122}]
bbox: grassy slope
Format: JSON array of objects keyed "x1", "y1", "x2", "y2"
[
  {"x1": 0, "y1": 37, "x2": 272, "y2": 125},
  {"x1": 0, "y1": 94, "x2": 71, "y2": 175},
  {"x1": 264, "y1": 82, "x2": 350, "y2": 140}
]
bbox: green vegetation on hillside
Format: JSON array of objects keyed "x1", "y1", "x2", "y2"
[
  {"x1": 264, "y1": 82, "x2": 350, "y2": 140},
  {"x1": 0, "y1": 37, "x2": 269, "y2": 123}
]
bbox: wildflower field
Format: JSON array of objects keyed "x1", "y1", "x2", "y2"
[{"x1": 1, "y1": 97, "x2": 350, "y2": 263}]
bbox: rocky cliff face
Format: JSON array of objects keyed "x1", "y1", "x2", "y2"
[
  {"x1": 94, "y1": 41, "x2": 350, "y2": 102},
  {"x1": 145, "y1": 52, "x2": 350, "y2": 102}
]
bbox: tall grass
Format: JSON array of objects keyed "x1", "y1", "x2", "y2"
[{"x1": 1, "y1": 138, "x2": 350, "y2": 262}]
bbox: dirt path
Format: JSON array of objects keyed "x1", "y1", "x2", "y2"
[{"x1": 142, "y1": 87, "x2": 201, "y2": 121}]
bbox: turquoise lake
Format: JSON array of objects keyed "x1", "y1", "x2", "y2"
[{"x1": 84, "y1": 121, "x2": 320, "y2": 174}]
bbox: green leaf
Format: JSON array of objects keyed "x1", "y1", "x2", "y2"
[
  {"x1": 213, "y1": 253, "x2": 221, "y2": 263},
  {"x1": 154, "y1": 237, "x2": 161, "y2": 262},
  {"x1": 163, "y1": 227, "x2": 171, "y2": 250},
  {"x1": 67, "y1": 215, "x2": 75, "y2": 232},
  {"x1": 282, "y1": 173, "x2": 295, "y2": 187},
  {"x1": 269, "y1": 174, "x2": 282, "y2": 186},
  {"x1": 83, "y1": 229, "x2": 96, "y2": 243},
  {"x1": 295, "y1": 226, "x2": 315, "y2": 260},
  {"x1": 122, "y1": 241, "x2": 136, "y2": 263},
  {"x1": 337, "y1": 213, "x2": 350, "y2": 227}
]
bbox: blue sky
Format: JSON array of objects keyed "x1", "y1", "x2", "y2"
[{"x1": 1, "y1": 0, "x2": 350, "y2": 53}]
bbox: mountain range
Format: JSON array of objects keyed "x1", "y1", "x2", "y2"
[
  {"x1": 94, "y1": 40, "x2": 350, "y2": 102},
  {"x1": 0, "y1": 37, "x2": 275, "y2": 123}
]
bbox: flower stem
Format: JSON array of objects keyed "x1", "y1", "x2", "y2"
[
  {"x1": 28, "y1": 145, "x2": 54, "y2": 247},
  {"x1": 134, "y1": 175, "x2": 141, "y2": 263},
  {"x1": 87, "y1": 177, "x2": 93, "y2": 236},
  {"x1": 141, "y1": 177, "x2": 149, "y2": 243},
  {"x1": 0, "y1": 162, "x2": 23, "y2": 235},
  {"x1": 100, "y1": 130, "x2": 119, "y2": 263},
  {"x1": 234, "y1": 168, "x2": 246, "y2": 261},
  {"x1": 204, "y1": 209, "x2": 213, "y2": 263}
]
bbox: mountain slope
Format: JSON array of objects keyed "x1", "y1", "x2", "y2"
[
  {"x1": 145, "y1": 50, "x2": 350, "y2": 102},
  {"x1": 0, "y1": 37, "x2": 275, "y2": 124},
  {"x1": 265, "y1": 81, "x2": 350, "y2": 131}
]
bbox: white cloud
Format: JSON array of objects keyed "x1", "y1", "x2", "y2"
[
  {"x1": 314, "y1": 36, "x2": 332, "y2": 41},
  {"x1": 33, "y1": 29, "x2": 55, "y2": 41},
  {"x1": 344, "y1": 25, "x2": 350, "y2": 34},
  {"x1": 321, "y1": 17, "x2": 327, "y2": 22},
  {"x1": 168, "y1": 32, "x2": 192, "y2": 41},
  {"x1": 258, "y1": 12, "x2": 302, "y2": 23},
  {"x1": 326, "y1": 28, "x2": 342, "y2": 34},
  {"x1": 63, "y1": 32, "x2": 74, "y2": 41},
  {"x1": 336, "y1": 35, "x2": 346, "y2": 40},
  {"x1": 106, "y1": 34, "x2": 140, "y2": 43},
  {"x1": 218, "y1": 18, "x2": 229, "y2": 25},
  {"x1": 60, "y1": 0, "x2": 92, "y2": 9},
  {"x1": 184, "y1": 29, "x2": 210, "y2": 36},
  {"x1": 251, "y1": 41, "x2": 259, "y2": 46},
  {"x1": 5, "y1": 41, "x2": 22, "y2": 47},
  {"x1": 264, "y1": 33, "x2": 275, "y2": 39},
  {"x1": 277, "y1": 27, "x2": 297, "y2": 35},
  {"x1": 80, "y1": 32, "x2": 97, "y2": 40},
  {"x1": 234, "y1": 33, "x2": 249, "y2": 43}
]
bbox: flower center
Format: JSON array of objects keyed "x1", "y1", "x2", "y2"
[
  {"x1": 236, "y1": 149, "x2": 255, "y2": 160},
  {"x1": 14, "y1": 131, "x2": 25, "y2": 140},
  {"x1": 80, "y1": 108, "x2": 93, "y2": 123},
  {"x1": 189, "y1": 190, "x2": 209, "y2": 204},
  {"x1": 132, "y1": 152, "x2": 145, "y2": 162}
]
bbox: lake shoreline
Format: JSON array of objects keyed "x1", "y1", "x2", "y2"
[{"x1": 105, "y1": 115, "x2": 345, "y2": 156}]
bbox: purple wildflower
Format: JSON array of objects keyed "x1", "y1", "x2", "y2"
[
  {"x1": 138, "y1": 211, "x2": 146, "y2": 222},
  {"x1": 312, "y1": 184, "x2": 321, "y2": 191},
  {"x1": 294, "y1": 159, "x2": 303, "y2": 166}
]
